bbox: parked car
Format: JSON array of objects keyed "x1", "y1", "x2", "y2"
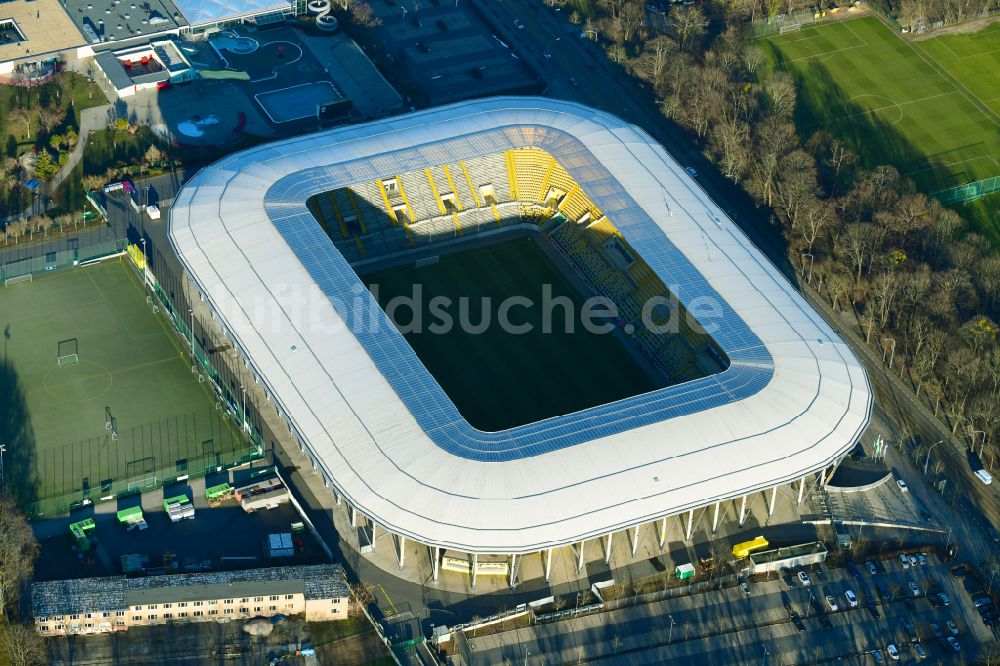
[
  {"x1": 917, "y1": 553, "x2": 928, "y2": 566},
  {"x1": 866, "y1": 560, "x2": 878, "y2": 575},
  {"x1": 909, "y1": 581, "x2": 921, "y2": 597},
  {"x1": 816, "y1": 568, "x2": 828, "y2": 583},
  {"x1": 908, "y1": 554, "x2": 919, "y2": 568},
  {"x1": 904, "y1": 620, "x2": 918, "y2": 642},
  {"x1": 946, "y1": 620, "x2": 959, "y2": 636},
  {"x1": 930, "y1": 623, "x2": 943, "y2": 639},
  {"x1": 872, "y1": 650, "x2": 885, "y2": 664},
  {"x1": 897, "y1": 478, "x2": 909, "y2": 492},
  {"x1": 874, "y1": 559, "x2": 888, "y2": 575},
  {"x1": 846, "y1": 561, "x2": 861, "y2": 578},
  {"x1": 797, "y1": 571, "x2": 812, "y2": 586},
  {"x1": 825, "y1": 595, "x2": 839, "y2": 611},
  {"x1": 972, "y1": 594, "x2": 992, "y2": 608},
  {"x1": 867, "y1": 603, "x2": 881, "y2": 620},
  {"x1": 739, "y1": 575, "x2": 750, "y2": 596},
  {"x1": 946, "y1": 636, "x2": 961, "y2": 652},
  {"x1": 685, "y1": 166, "x2": 698, "y2": 178},
  {"x1": 783, "y1": 574, "x2": 796, "y2": 589},
  {"x1": 913, "y1": 643, "x2": 927, "y2": 659},
  {"x1": 876, "y1": 581, "x2": 891, "y2": 601},
  {"x1": 898, "y1": 553, "x2": 910, "y2": 569},
  {"x1": 845, "y1": 590, "x2": 859, "y2": 608},
  {"x1": 887, "y1": 644, "x2": 900, "y2": 660}
]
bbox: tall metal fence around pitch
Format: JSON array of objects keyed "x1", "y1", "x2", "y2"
[
  {"x1": 933, "y1": 175, "x2": 1000, "y2": 206},
  {"x1": 0, "y1": 237, "x2": 127, "y2": 283},
  {"x1": 26, "y1": 409, "x2": 260, "y2": 519},
  {"x1": 747, "y1": 8, "x2": 823, "y2": 38}
]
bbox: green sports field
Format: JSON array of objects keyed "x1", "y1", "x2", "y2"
[
  {"x1": 761, "y1": 16, "x2": 1000, "y2": 243},
  {"x1": 0, "y1": 259, "x2": 246, "y2": 516},
  {"x1": 361, "y1": 236, "x2": 660, "y2": 432}
]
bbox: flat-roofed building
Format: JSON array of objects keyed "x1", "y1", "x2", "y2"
[{"x1": 31, "y1": 564, "x2": 349, "y2": 635}]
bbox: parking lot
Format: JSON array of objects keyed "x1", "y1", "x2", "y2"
[
  {"x1": 463, "y1": 552, "x2": 994, "y2": 664},
  {"x1": 32, "y1": 461, "x2": 328, "y2": 582}
]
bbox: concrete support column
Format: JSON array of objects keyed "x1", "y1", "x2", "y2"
[
  {"x1": 631, "y1": 525, "x2": 640, "y2": 558},
  {"x1": 797, "y1": 475, "x2": 806, "y2": 504},
  {"x1": 820, "y1": 467, "x2": 830, "y2": 487},
  {"x1": 432, "y1": 546, "x2": 440, "y2": 582},
  {"x1": 577, "y1": 541, "x2": 585, "y2": 573},
  {"x1": 544, "y1": 547, "x2": 553, "y2": 582},
  {"x1": 398, "y1": 535, "x2": 406, "y2": 570},
  {"x1": 604, "y1": 532, "x2": 613, "y2": 564},
  {"x1": 350, "y1": 505, "x2": 357, "y2": 528},
  {"x1": 335, "y1": 492, "x2": 342, "y2": 508},
  {"x1": 768, "y1": 485, "x2": 777, "y2": 517},
  {"x1": 685, "y1": 508, "x2": 694, "y2": 540},
  {"x1": 658, "y1": 517, "x2": 667, "y2": 549},
  {"x1": 738, "y1": 494, "x2": 747, "y2": 527},
  {"x1": 712, "y1": 501, "x2": 720, "y2": 533},
  {"x1": 372, "y1": 523, "x2": 377, "y2": 543},
  {"x1": 510, "y1": 554, "x2": 518, "y2": 588},
  {"x1": 471, "y1": 552, "x2": 478, "y2": 590}
]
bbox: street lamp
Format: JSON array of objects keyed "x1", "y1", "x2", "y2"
[
  {"x1": 668, "y1": 614, "x2": 675, "y2": 643},
  {"x1": 0, "y1": 443, "x2": 6, "y2": 488},
  {"x1": 241, "y1": 385, "x2": 248, "y2": 434},
  {"x1": 139, "y1": 237, "x2": 147, "y2": 291},
  {"x1": 972, "y1": 430, "x2": 987, "y2": 457},
  {"x1": 543, "y1": 36, "x2": 560, "y2": 60},
  {"x1": 881, "y1": 337, "x2": 896, "y2": 369},
  {"x1": 925, "y1": 440, "x2": 942, "y2": 475},
  {"x1": 188, "y1": 308, "x2": 195, "y2": 357}
]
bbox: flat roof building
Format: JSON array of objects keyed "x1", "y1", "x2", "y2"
[{"x1": 32, "y1": 564, "x2": 350, "y2": 635}]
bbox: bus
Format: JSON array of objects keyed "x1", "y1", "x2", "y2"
[{"x1": 732, "y1": 536, "x2": 769, "y2": 559}]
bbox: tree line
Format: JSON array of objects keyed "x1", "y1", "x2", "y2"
[{"x1": 562, "y1": 0, "x2": 1000, "y2": 464}]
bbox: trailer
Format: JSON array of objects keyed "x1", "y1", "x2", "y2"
[
  {"x1": 240, "y1": 486, "x2": 290, "y2": 513},
  {"x1": 163, "y1": 495, "x2": 195, "y2": 522},
  {"x1": 69, "y1": 518, "x2": 96, "y2": 551},
  {"x1": 205, "y1": 482, "x2": 234, "y2": 503},
  {"x1": 675, "y1": 563, "x2": 696, "y2": 580},
  {"x1": 116, "y1": 506, "x2": 147, "y2": 531}
]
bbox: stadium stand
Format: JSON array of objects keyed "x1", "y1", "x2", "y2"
[{"x1": 306, "y1": 147, "x2": 727, "y2": 388}]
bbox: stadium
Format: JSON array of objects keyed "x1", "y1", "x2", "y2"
[{"x1": 169, "y1": 97, "x2": 872, "y2": 584}]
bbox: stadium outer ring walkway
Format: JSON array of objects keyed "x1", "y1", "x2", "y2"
[{"x1": 169, "y1": 97, "x2": 872, "y2": 586}]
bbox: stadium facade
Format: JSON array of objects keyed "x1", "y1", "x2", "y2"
[{"x1": 169, "y1": 97, "x2": 872, "y2": 585}]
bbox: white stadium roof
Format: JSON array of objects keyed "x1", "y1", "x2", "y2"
[{"x1": 169, "y1": 97, "x2": 872, "y2": 555}]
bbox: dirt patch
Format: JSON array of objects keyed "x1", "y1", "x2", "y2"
[
  {"x1": 315, "y1": 631, "x2": 388, "y2": 665},
  {"x1": 907, "y1": 13, "x2": 1000, "y2": 39}
]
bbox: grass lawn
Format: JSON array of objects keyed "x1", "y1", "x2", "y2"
[
  {"x1": 760, "y1": 16, "x2": 1000, "y2": 244},
  {"x1": 310, "y1": 617, "x2": 373, "y2": 646},
  {"x1": 361, "y1": 236, "x2": 659, "y2": 432},
  {"x1": 0, "y1": 259, "x2": 247, "y2": 516}
]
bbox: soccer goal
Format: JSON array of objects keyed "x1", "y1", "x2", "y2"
[
  {"x1": 415, "y1": 256, "x2": 440, "y2": 268},
  {"x1": 779, "y1": 23, "x2": 803, "y2": 34},
  {"x1": 4, "y1": 273, "x2": 31, "y2": 287},
  {"x1": 57, "y1": 338, "x2": 79, "y2": 368}
]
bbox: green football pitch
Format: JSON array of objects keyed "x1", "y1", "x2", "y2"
[
  {"x1": 0, "y1": 259, "x2": 245, "y2": 515},
  {"x1": 361, "y1": 236, "x2": 660, "y2": 432},
  {"x1": 761, "y1": 16, "x2": 1000, "y2": 244}
]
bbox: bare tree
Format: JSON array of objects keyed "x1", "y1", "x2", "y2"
[
  {"x1": 2, "y1": 622, "x2": 46, "y2": 666},
  {"x1": 668, "y1": 5, "x2": 707, "y2": 51},
  {"x1": 0, "y1": 498, "x2": 39, "y2": 614}
]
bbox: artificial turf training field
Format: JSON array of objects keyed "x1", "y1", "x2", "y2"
[
  {"x1": 0, "y1": 259, "x2": 245, "y2": 515},
  {"x1": 362, "y1": 236, "x2": 660, "y2": 432},
  {"x1": 760, "y1": 16, "x2": 1000, "y2": 244}
]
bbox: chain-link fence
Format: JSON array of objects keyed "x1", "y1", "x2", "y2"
[
  {"x1": 933, "y1": 175, "x2": 1000, "y2": 206},
  {"x1": 747, "y1": 8, "x2": 822, "y2": 38}
]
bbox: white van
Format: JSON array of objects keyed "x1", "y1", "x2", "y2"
[{"x1": 976, "y1": 469, "x2": 993, "y2": 485}]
